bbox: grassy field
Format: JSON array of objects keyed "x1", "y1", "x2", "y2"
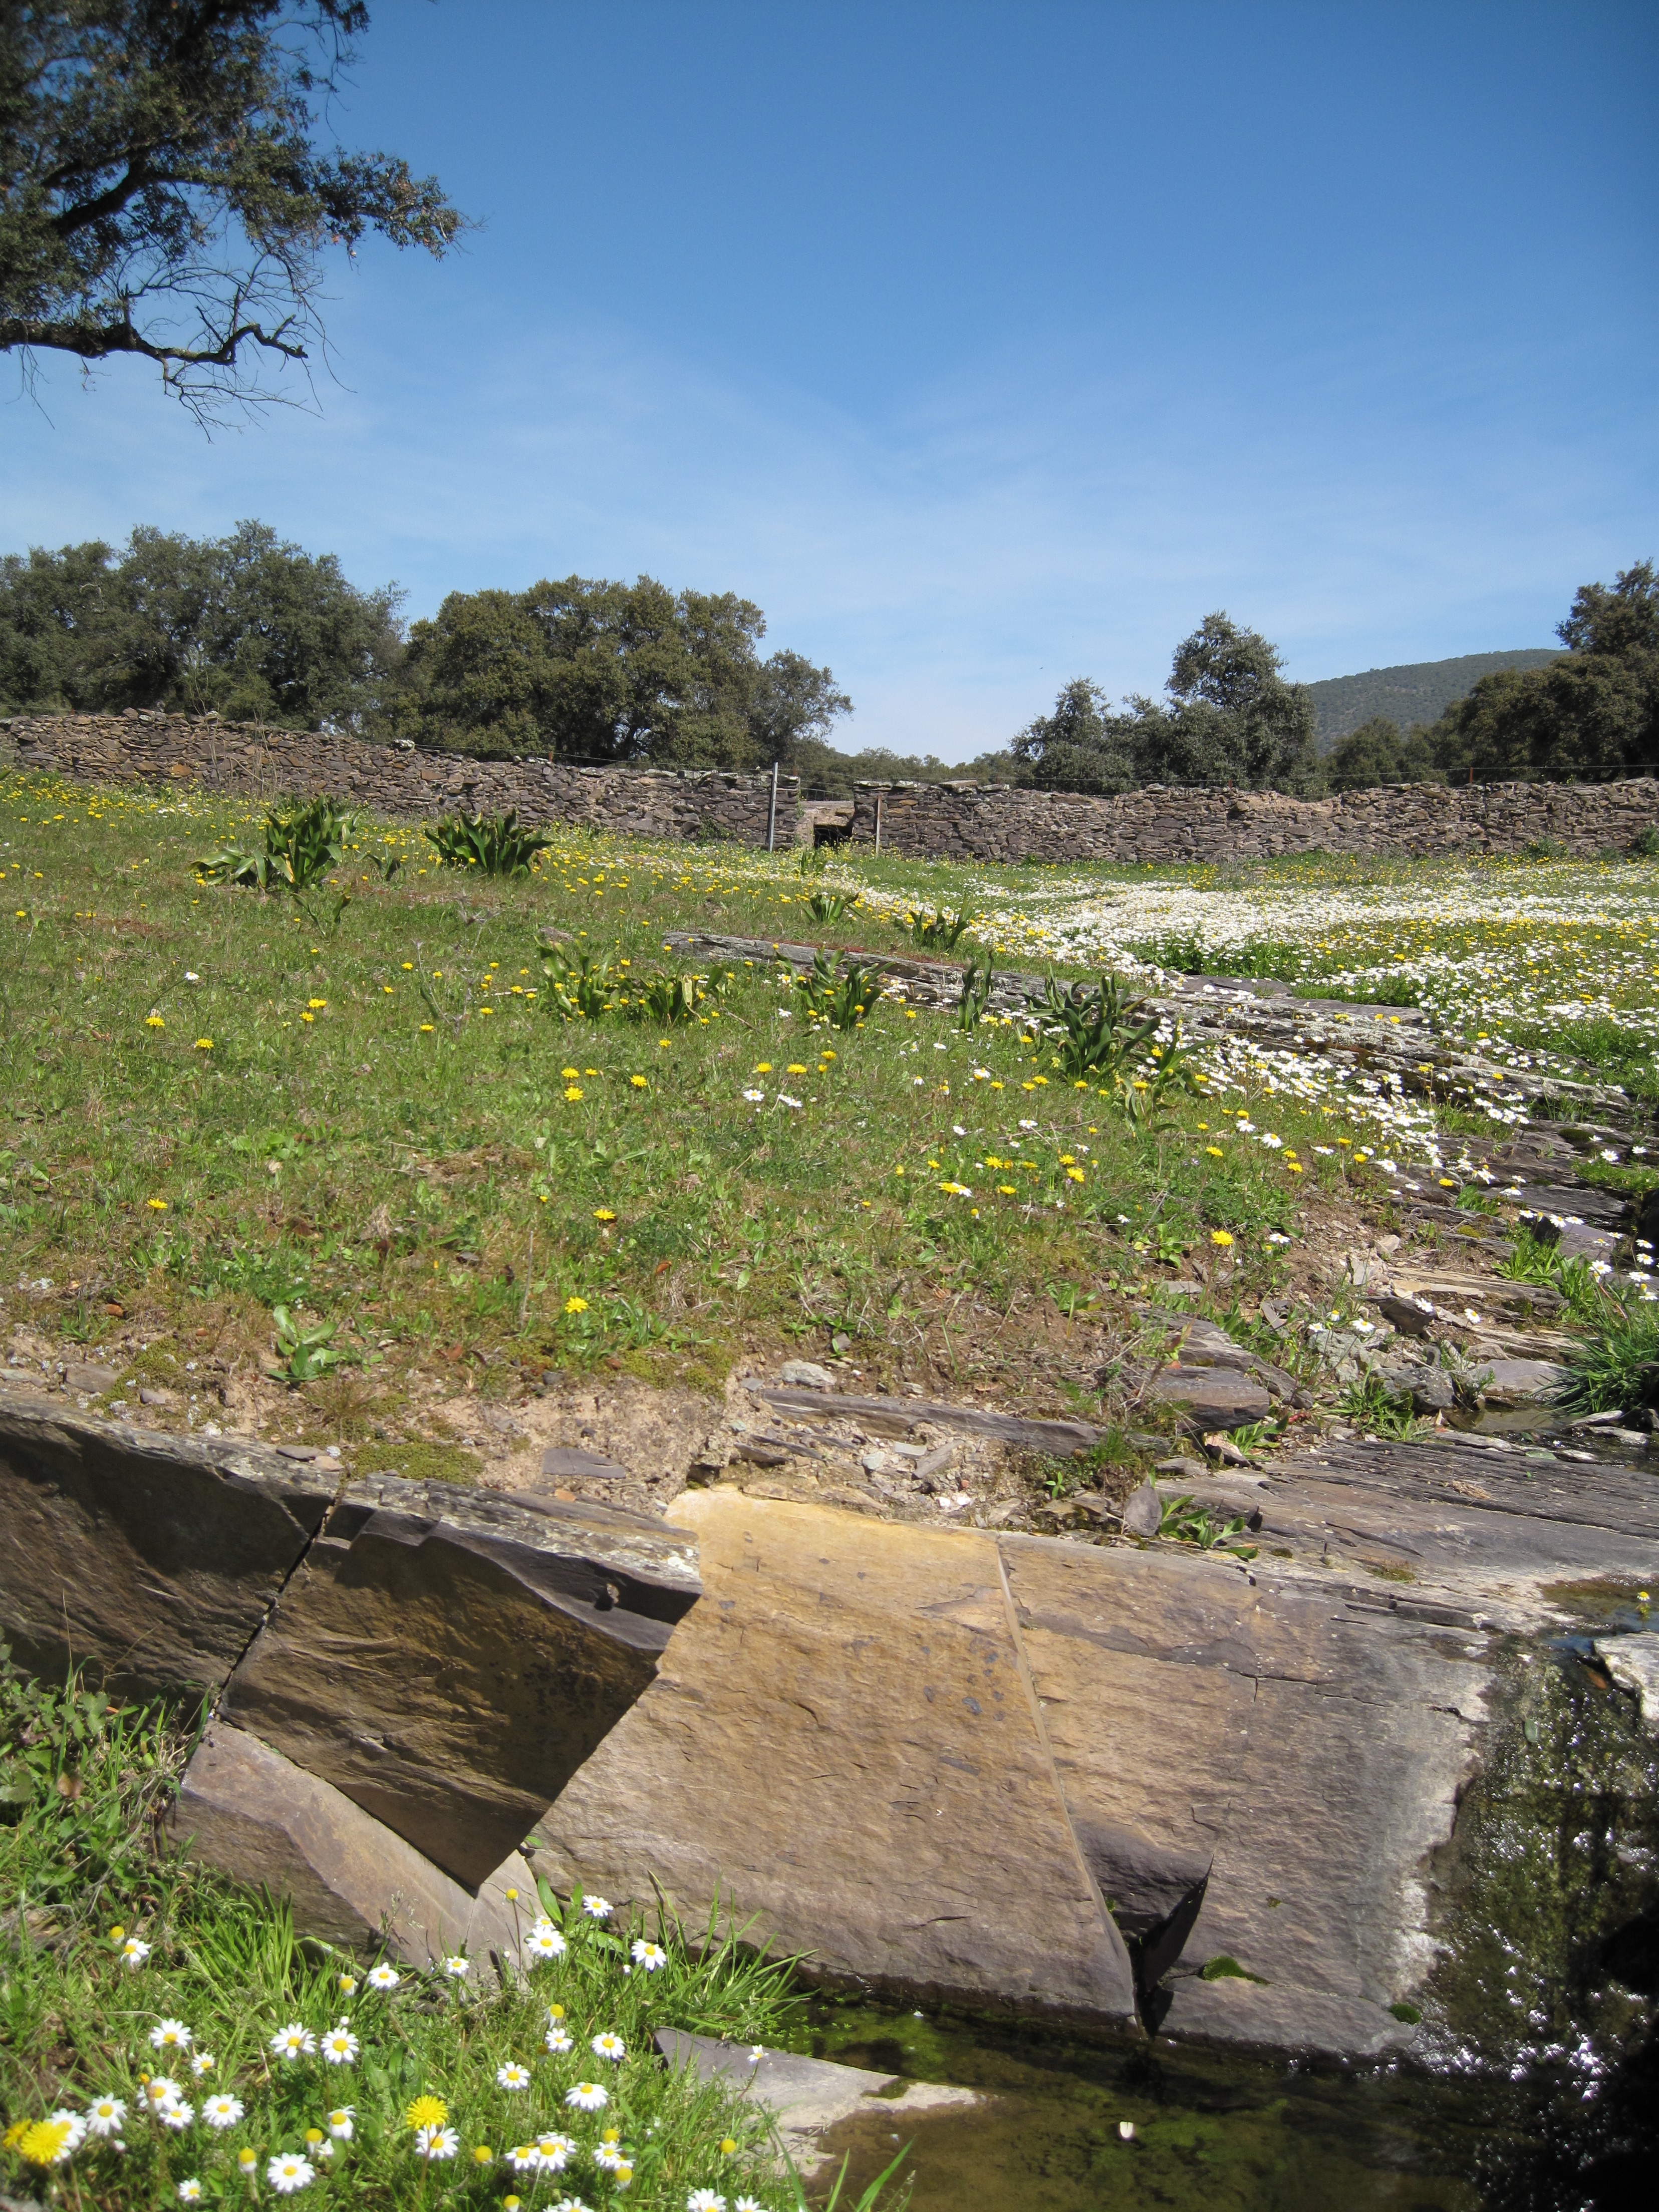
[{"x1": 3, "y1": 770, "x2": 1658, "y2": 1455}]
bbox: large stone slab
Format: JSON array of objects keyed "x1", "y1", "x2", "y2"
[
  {"x1": 654, "y1": 2030, "x2": 979, "y2": 2171},
  {"x1": 218, "y1": 1478, "x2": 700, "y2": 1891},
  {"x1": 536, "y1": 1491, "x2": 1139, "y2": 2024},
  {"x1": 998, "y1": 1535, "x2": 1493, "y2": 2053},
  {"x1": 0, "y1": 1394, "x2": 337, "y2": 1697},
  {"x1": 167, "y1": 1721, "x2": 531, "y2": 1966}
]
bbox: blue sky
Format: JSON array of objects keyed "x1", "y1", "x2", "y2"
[{"x1": 5, "y1": 0, "x2": 1655, "y2": 758}]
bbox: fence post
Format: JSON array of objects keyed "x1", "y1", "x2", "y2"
[
  {"x1": 874, "y1": 792, "x2": 883, "y2": 855},
  {"x1": 767, "y1": 760, "x2": 779, "y2": 852}
]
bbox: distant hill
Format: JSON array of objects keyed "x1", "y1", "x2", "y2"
[{"x1": 1306, "y1": 650, "x2": 1563, "y2": 750}]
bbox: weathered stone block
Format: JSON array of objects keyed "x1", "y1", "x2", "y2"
[
  {"x1": 218, "y1": 1480, "x2": 700, "y2": 1890},
  {"x1": 168, "y1": 1721, "x2": 532, "y2": 1966},
  {"x1": 536, "y1": 1491, "x2": 1139, "y2": 2023},
  {"x1": 0, "y1": 1395, "x2": 336, "y2": 1697}
]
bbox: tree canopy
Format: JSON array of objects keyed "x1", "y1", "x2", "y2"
[
  {"x1": 1013, "y1": 614, "x2": 1319, "y2": 794},
  {"x1": 384, "y1": 576, "x2": 851, "y2": 770},
  {"x1": 0, "y1": 521, "x2": 403, "y2": 724},
  {"x1": 0, "y1": 2, "x2": 465, "y2": 417},
  {"x1": 1425, "y1": 560, "x2": 1657, "y2": 783}
]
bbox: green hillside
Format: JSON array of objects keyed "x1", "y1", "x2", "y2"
[{"x1": 1305, "y1": 650, "x2": 1562, "y2": 749}]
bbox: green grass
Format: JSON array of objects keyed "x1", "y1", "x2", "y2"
[
  {"x1": 0, "y1": 770, "x2": 1404, "y2": 1432},
  {"x1": 0, "y1": 1653, "x2": 900, "y2": 2210}
]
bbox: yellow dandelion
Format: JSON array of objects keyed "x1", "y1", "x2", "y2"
[
  {"x1": 594, "y1": 1209, "x2": 617, "y2": 1222},
  {"x1": 194, "y1": 1037, "x2": 213, "y2": 1050},
  {"x1": 565, "y1": 1296, "x2": 589, "y2": 1315},
  {"x1": 1210, "y1": 1229, "x2": 1234, "y2": 1247},
  {"x1": 564, "y1": 1085, "x2": 584, "y2": 1101},
  {"x1": 562, "y1": 1067, "x2": 580, "y2": 1079},
  {"x1": 404, "y1": 2094, "x2": 448, "y2": 2131},
  {"x1": 146, "y1": 1197, "x2": 168, "y2": 1211},
  {"x1": 630, "y1": 1074, "x2": 647, "y2": 1088},
  {"x1": 419, "y1": 1022, "x2": 435, "y2": 1033}
]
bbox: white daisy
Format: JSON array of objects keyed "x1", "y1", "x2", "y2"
[
  {"x1": 266, "y1": 2151, "x2": 315, "y2": 2192},
  {"x1": 84, "y1": 2094, "x2": 127, "y2": 2138},
  {"x1": 321, "y1": 2023, "x2": 359, "y2": 2065},
  {"x1": 686, "y1": 2191, "x2": 728, "y2": 2211},
  {"x1": 631, "y1": 1939, "x2": 668, "y2": 1971},
  {"x1": 149, "y1": 2019, "x2": 194, "y2": 2053},
  {"x1": 595, "y1": 2140, "x2": 633, "y2": 2171},
  {"x1": 159, "y1": 2099, "x2": 194, "y2": 2130},
  {"x1": 524, "y1": 1921, "x2": 567, "y2": 1961},
  {"x1": 535, "y1": 2132, "x2": 575, "y2": 2169},
  {"x1": 414, "y1": 2123, "x2": 458, "y2": 2160},
  {"x1": 442, "y1": 1955, "x2": 470, "y2": 1978},
  {"x1": 143, "y1": 2076, "x2": 181, "y2": 2109},
  {"x1": 270, "y1": 2023, "x2": 316, "y2": 2060},
  {"x1": 189, "y1": 2052, "x2": 215, "y2": 2079},
  {"x1": 120, "y1": 1935, "x2": 151, "y2": 1968},
  {"x1": 566, "y1": 2080, "x2": 609, "y2": 2111},
  {"x1": 582, "y1": 1895, "x2": 612, "y2": 1920},
  {"x1": 496, "y1": 2061, "x2": 531, "y2": 2091},
  {"x1": 177, "y1": 2182, "x2": 203, "y2": 2203},
  {"x1": 202, "y1": 2094, "x2": 244, "y2": 2130},
  {"x1": 506, "y1": 2142, "x2": 543, "y2": 2174},
  {"x1": 366, "y1": 1962, "x2": 401, "y2": 1991},
  {"x1": 591, "y1": 2031, "x2": 625, "y2": 2063},
  {"x1": 545, "y1": 2026, "x2": 574, "y2": 2053},
  {"x1": 326, "y1": 2107, "x2": 355, "y2": 2141}
]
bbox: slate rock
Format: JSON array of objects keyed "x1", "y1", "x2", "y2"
[
  {"x1": 168, "y1": 1721, "x2": 531, "y2": 1965},
  {"x1": 219, "y1": 1479, "x2": 699, "y2": 1890},
  {"x1": 536, "y1": 1491, "x2": 1139, "y2": 2023},
  {"x1": 0, "y1": 1395, "x2": 337, "y2": 1698},
  {"x1": 655, "y1": 2029, "x2": 978, "y2": 2167},
  {"x1": 540, "y1": 1445, "x2": 630, "y2": 1482},
  {"x1": 1121, "y1": 1482, "x2": 1163, "y2": 1537},
  {"x1": 1479, "y1": 1358, "x2": 1572, "y2": 1408},
  {"x1": 1597, "y1": 1633, "x2": 1659, "y2": 1729},
  {"x1": 778, "y1": 1360, "x2": 837, "y2": 1390},
  {"x1": 1146, "y1": 1363, "x2": 1271, "y2": 1430}
]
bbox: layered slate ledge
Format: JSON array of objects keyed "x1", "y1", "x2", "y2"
[
  {"x1": 0, "y1": 1392, "x2": 338, "y2": 1697},
  {"x1": 218, "y1": 1477, "x2": 701, "y2": 1888},
  {"x1": 0, "y1": 1396, "x2": 700, "y2": 1932}
]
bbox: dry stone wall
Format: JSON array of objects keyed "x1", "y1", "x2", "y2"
[
  {"x1": 851, "y1": 775, "x2": 1659, "y2": 863},
  {"x1": 0, "y1": 711, "x2": 798, "y2": 847},
  {"x1": 7, "y1": 710, "x2": 1657, "y2": 863}
]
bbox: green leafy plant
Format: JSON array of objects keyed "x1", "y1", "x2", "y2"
[
  {"x1": 1565, "y1": 1305, "x2": 1659, "y2": 1415},
  {"x1": 795, "y1": 948, "x2": 880, "y2": 1032},
  {"x1": 423, "y1": 807, "x2": 554, "y2": 879},
  {"x1": 1338, "y1": 1370, "x2": 1421, "y2": 1438},
  {"x1": 1156, "y1": 1493, "x2": 1258, "y2": 1557},
  {"x1": 1038, "y1": 971, "x2": 1204, "y2": 1124},
  {"x1": 956, "y1": 952, "x2": 995, "y2": 1032},
  {"x1": 538, "y1": 941, "x2": 619, "y2": 1018},
  {"x1": 802, "y1": 889, "x2": 857, "y2": 923},
  {"x1": 1632, "y1": 824, "x2": 1659, "y2": 860},
  {"x1": 269, "y1": 1304, "x2": 353, "y2": 1382},
  {"x1": 196, "y1": 795, "x2": 360, "y2": 894},
  {"x1": 905, "y1": 906, "x2": 973, "y2": 951},
  {"x1": 794, "y1": 842, "x2": 831, "y2": 876}
]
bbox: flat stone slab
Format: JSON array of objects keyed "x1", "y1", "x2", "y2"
[
  {"x1": 219, "y1": 1478, "x2": 700, "y2": 1890},
  {"x1": 1145, "y1": 1364, "x2": 1272, "y2": 1430},
  {"x1": 744, "y1": 1379, "x2": 1097, "y2": 1456},
  {"x1": 537, "y1": 1491, "x2": 1139, "y2": 2024},
  {"x1": 0, "y1": 1394, "x2": 338, "y2": 1697},
  {"x1": 169, "y1": 1721, "x2": 531, "y2": 1967},
  {"x1": 1598, "y1": 1633, "x2": 1659, "y2": 1728},
  {"x1": 654, "y1": 2030, "x2": 979, "y2": 2164}
]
